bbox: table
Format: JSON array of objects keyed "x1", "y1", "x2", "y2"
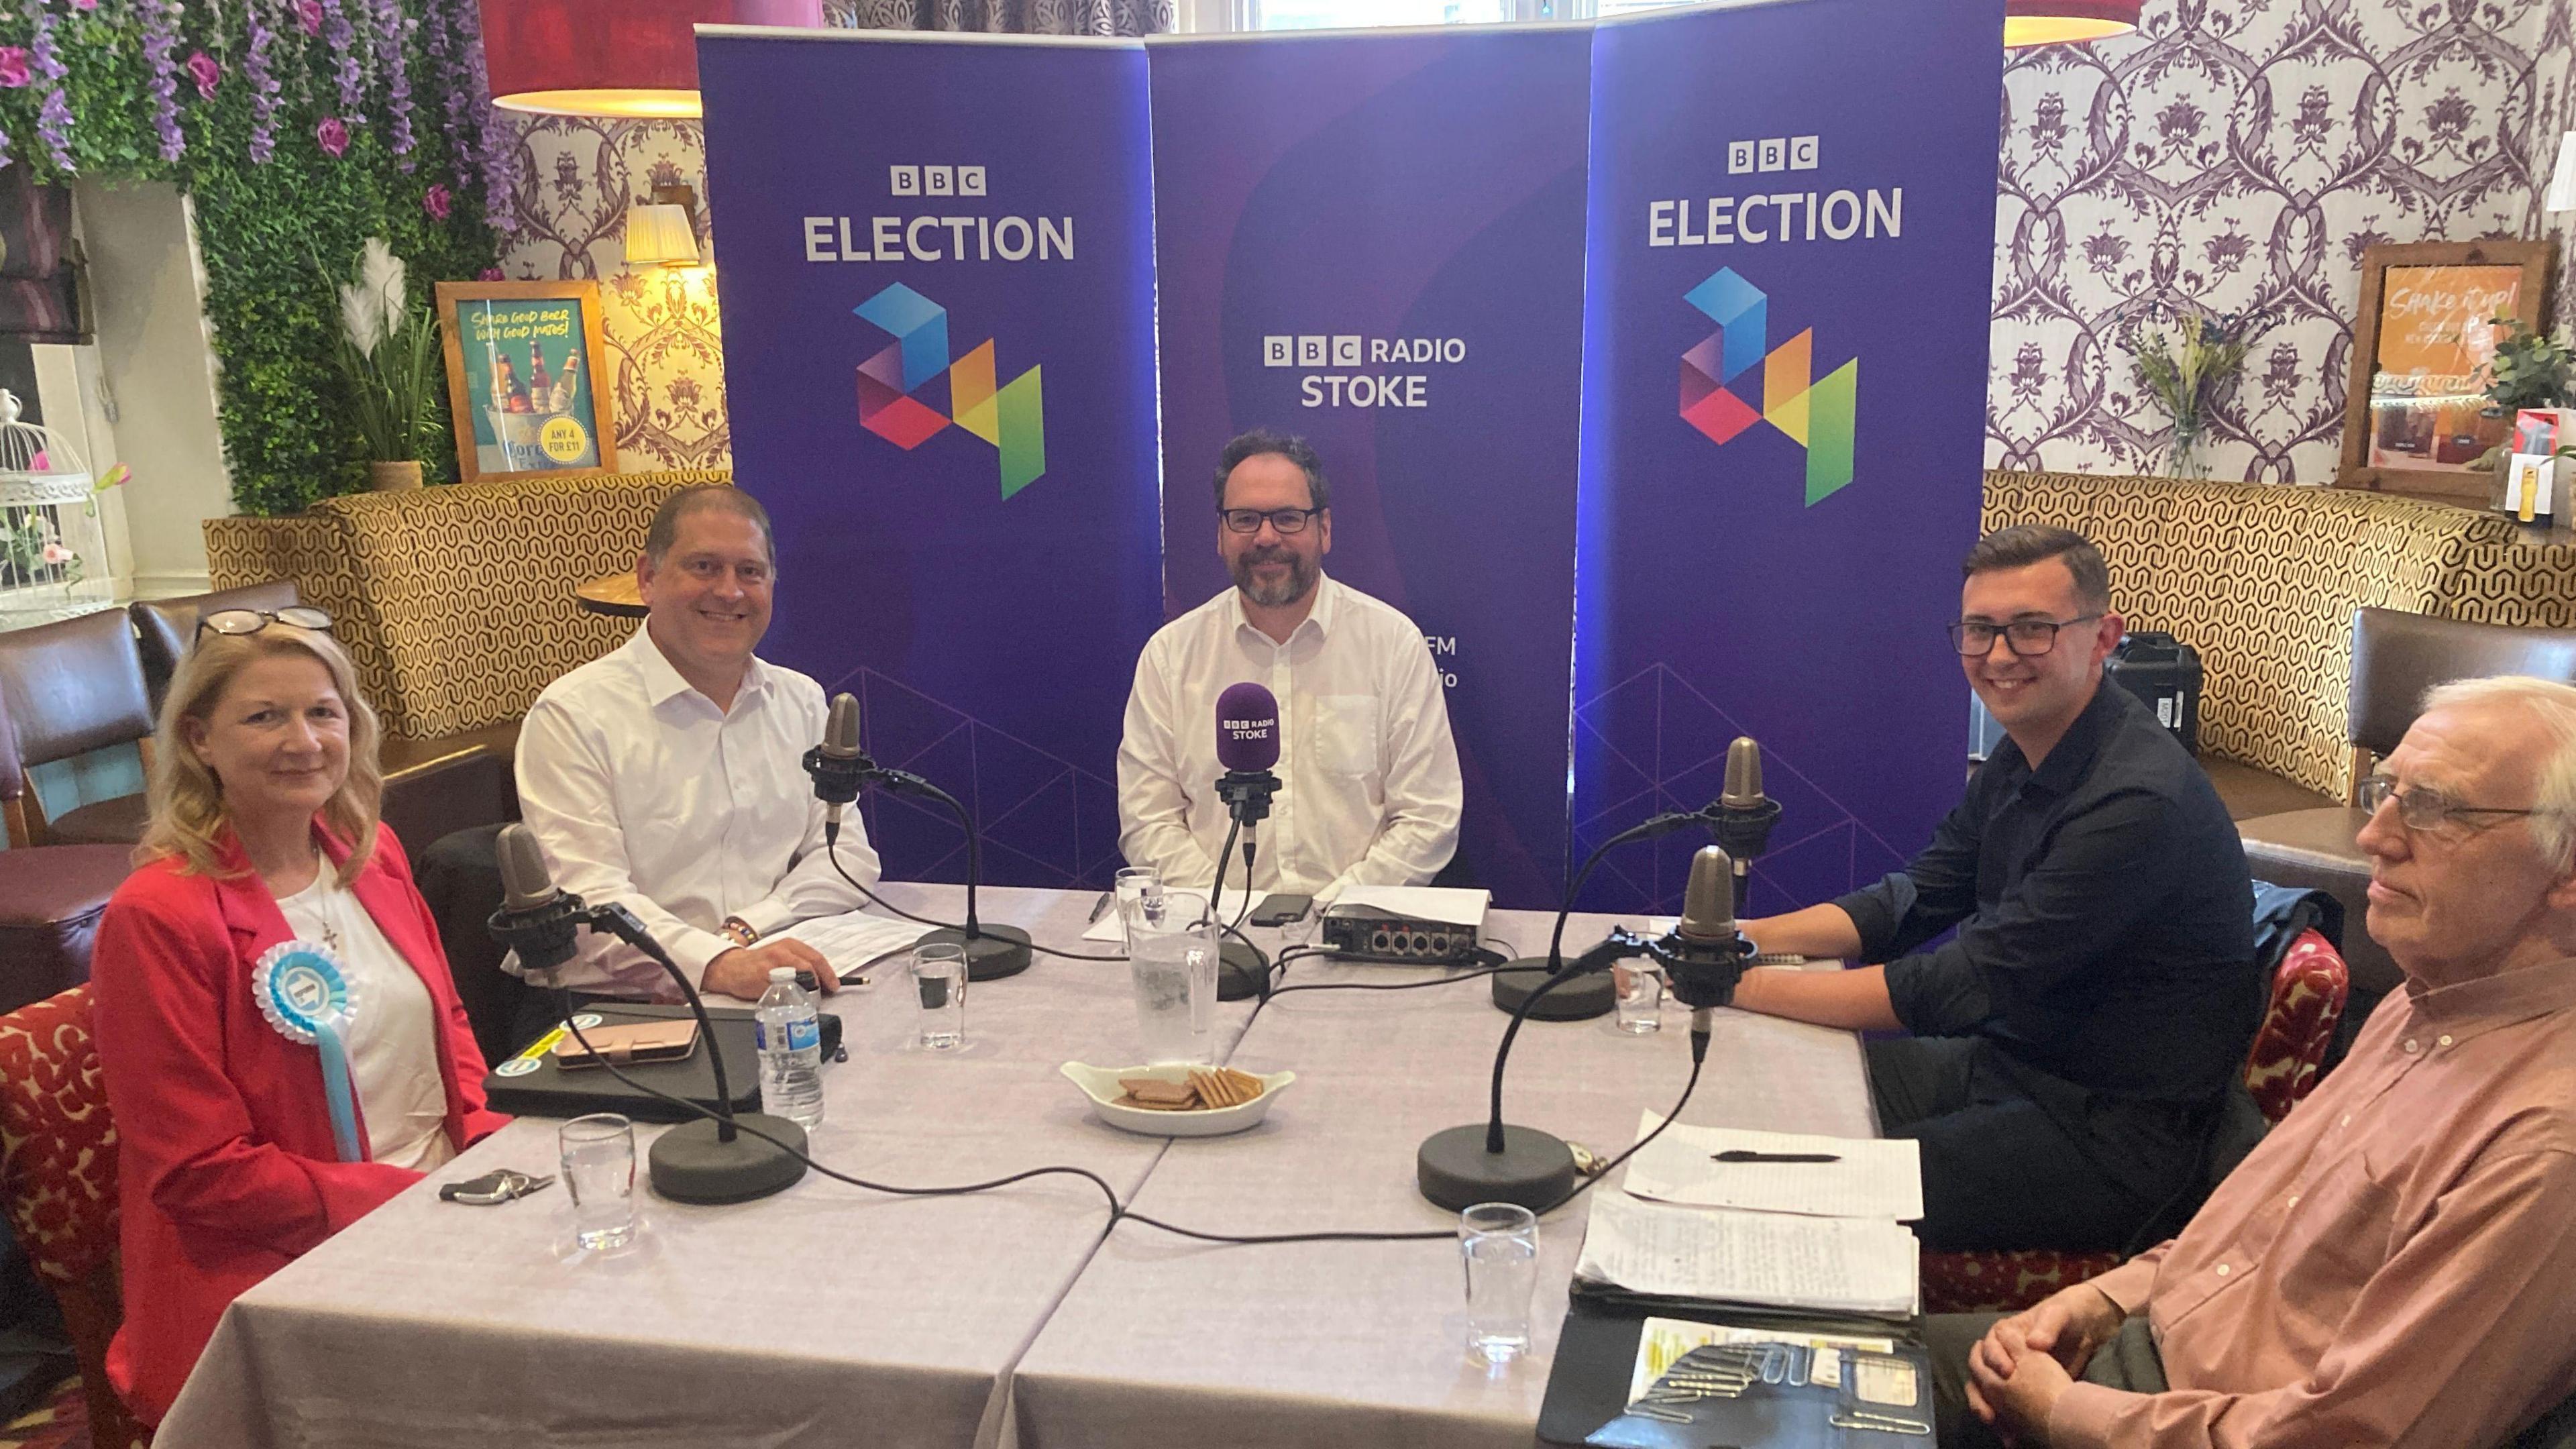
[
  {"x1": 154, "y1": 887, "x2": 1871, "y2": 1448},
  {"x1": 575, "y1": 571, "x2": 646, "y2": 617},
  {"x1": 1004, "y1": 914, "x2": 1873, "y2": 1449}
]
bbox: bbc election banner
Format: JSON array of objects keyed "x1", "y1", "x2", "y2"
[
  {"x1": 699, "y1": 32, "x2": 1163, "y2": 890},
  {"x1": 1571, "y1": 0, "x2": 2006, "y2": 914},
  {"x1": 1148, "y1": 27, "x2": 1593, "y2": 909}
]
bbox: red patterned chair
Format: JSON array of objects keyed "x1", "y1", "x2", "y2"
[
  {"x1": 1918, "y1": 928, "x2": 2351, "y2": 1314},
  {"x1": 0, "y1": 985, "x2": 147, "y2": 1448}
]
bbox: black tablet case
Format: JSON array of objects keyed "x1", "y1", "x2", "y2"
[{"x1": 481, "y1": 1002, "x2": 843, "y2": 1122}]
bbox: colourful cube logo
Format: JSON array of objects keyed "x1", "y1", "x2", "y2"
[
  {"x1": 854, "y1": 282, "x2": 1046, "y2": 500},
  {"x1": 1678, "y1": 267, "x2": 1855, "y2": 506}
]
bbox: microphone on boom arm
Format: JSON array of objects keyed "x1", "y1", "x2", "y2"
[
  {"x1": 1488, "y1": 733, "x2": 1778, "y2": 1021},
  {"x1": 802, "y1": 692, "x2": 1034, "y2": 983},
  {"x1": 488, "y1": 824, "x2": 807, "y2": 1205},
  {"x1": 1418, "y1": 844, "x2": 1752, "y2": 1212}
]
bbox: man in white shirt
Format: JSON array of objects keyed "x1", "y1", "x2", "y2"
[
  {"x1": 1118, "y1": 429, "x2": 1462, "y2": 900},
  {"x1": 515, "y1": 484, "x2": 883, "y2": 1000}
]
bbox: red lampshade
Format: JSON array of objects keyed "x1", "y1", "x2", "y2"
[
  {"x1": 480, "y1": 0, "x2": 824, "y2": 118},
  {"x1": 2003, "y1": 0, "x2": 2142, "y2": 46}
]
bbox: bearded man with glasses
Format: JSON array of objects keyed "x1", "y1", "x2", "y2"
[
  {"x1": 1116, "y1": 428, "x2": 1461, "y2": 901},
  {"x1": 1730, "y1": 525, "x2": 2259, "y2": 1254}
]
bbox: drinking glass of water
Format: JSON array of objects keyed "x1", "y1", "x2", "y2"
[
  {"x1": 910, "y1": 943, "x2": 968, "y2": 1051},
  {"x1": 1128, "y1": 888, "x2": 1217, "y2": 1064},
  {"x1": 1614, "y1": 965, "x2": 1664, "y2": 1034},
  {"x1": 1458, "y1": 1201, "x2": 1539, "y2": 1364},
  {"x1": 1113, "y1": 866, "x2": 1163, "y2": 945},
  {"x1": 559, "y1": 1113, "x2": 638, "y2": 1253}
]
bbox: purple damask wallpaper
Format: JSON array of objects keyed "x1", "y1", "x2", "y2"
[
  {"x1": 496, "y1": 0, "x2": 2573, "y2": 481},
  {"x1": 1990, "y1": 0, "x2": 2576, "y2": 482}
]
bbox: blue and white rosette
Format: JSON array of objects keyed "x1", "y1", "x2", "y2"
[{"x1": 254, "y1": 941, "x2": 366, "y2": 1163}]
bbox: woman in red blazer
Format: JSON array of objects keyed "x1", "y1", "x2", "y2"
[{"x1": 89, "y1": 609, "x2": 508, "y2": 1426}]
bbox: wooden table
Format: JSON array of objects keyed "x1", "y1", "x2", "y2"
[{"x1": 574, "y1": 571, "x2": 645, "y2": 617}]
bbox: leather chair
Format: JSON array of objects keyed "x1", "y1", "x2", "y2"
[
  {"x1": 128, "y1": 580, "x2": 300, "y2": 712},
  {"x1": 0, "y1": 691, "x2": 137, "y2": 1016},
  {"x1": 0, "y1": 610, "x2": 155, "y2": 847},
  {"x1": 0, "y1": 986, "x2": 148, "y2": 1449},
  {"x1": 2237, "y1": 609, "x2": 2576, "y2": 1003}
]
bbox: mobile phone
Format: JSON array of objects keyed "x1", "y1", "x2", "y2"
[{"x1": 1249, "y1": 893, "x2": 1313, "y2": 928}]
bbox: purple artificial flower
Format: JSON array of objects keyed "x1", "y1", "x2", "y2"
[
  {"x1": 144, "y1": 0, "x2": 184, "y2": 162},
  {"x1": 478, "y1": 266, "x2": 503, "y2": 281},
  {"x1": 244, "y1": 0, "x2": 282, "y2": 163},
  {"x1": 295, "y1": 0, "x2": 321, "y2": 34},
  {"x1": 0, "y1": 48, "x2": 28, "y2": 88},
  {"x1": 28, "y1": 0, "x2": 73, "y2": 170},
  {"x1": 462, "y1": 15, "x2": 517, "y2": 233},
  {"x1": 186, "y1": 48, "x2": 219, "y2": 99},
  {"x1": 70, "y1": 0, "x2": 93, "y2": 10},
  {"x1": 317, "y1": 115, "x2": 349, "y2": 157},
  {"x1": 320, "y1": 0, "x2": 364, "y2": 120},
  {"x1": 370, "y1": 0, "x2": 415, "y2": 158},
  {"x1": 423, "y1": 182, "x2": 451, "y2": 219}
]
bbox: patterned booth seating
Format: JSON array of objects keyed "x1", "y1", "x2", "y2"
[
  {"x1": 1982, "y1": 472, "x2": 2576, "y2": 807},
  {"x1": 0, "y1": 985, "x2": 146, "y2": 1448},
  {"x1": 1919, "y1": 928, "x2": 2350, "y2": 1316},
  {"x1": 201, "y1": 469, "x2": 727, "y2": 741}
]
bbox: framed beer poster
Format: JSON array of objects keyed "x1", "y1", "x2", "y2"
[
  {"x1": 2337, "y1": 239, "x2": 2554, "y2": 501},
  {"x1": 435, "y1": 279, "x2": 618, "y2": 484}
]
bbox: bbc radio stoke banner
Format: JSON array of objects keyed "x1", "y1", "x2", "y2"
[
  {"x1": 698, "y1": 32, "x2": 1163, "y2": 890},
  {"x1": 1570, "y1": 0, "x2": 2005, "y2": 914},
  {"x1": 1148, "y1": 28, "x2": 1592, "y2": 909}
]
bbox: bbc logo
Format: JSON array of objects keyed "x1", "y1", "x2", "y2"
[
  {"x1": 890, "y1": 164, "x2": 989, "y2": 197},
  {"x1": 1263, "y1": 335, "x2": 1363, "y2": 368},
  {"x1": 1727, "y1": 137, "x2": 1819, "y2": 174}
]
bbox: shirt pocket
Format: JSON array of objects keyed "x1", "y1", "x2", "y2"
[
  {"x1": 2270, "y1": 1155, "x2": 2397, "y2": 1344},
  {"x1": 1313, "y1": 695, "x2": 1381, "y2": 777}
]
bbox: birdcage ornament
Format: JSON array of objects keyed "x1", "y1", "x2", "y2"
[{"x1": 0, "y1": 388, "x2": 108, "y2": 607}]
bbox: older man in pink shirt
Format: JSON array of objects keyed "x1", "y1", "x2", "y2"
[{"x1": 1927, "y1": 674, "x2": 2576, "y2": 1449}]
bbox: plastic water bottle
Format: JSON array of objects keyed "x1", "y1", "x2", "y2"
[{"x1": 753, "y1": 967, "x2": 826, "y2": 1129}]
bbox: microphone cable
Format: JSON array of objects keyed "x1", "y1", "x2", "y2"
[
  {"x1": 820, "y1": 829, "x2": 1130, "y2": 965},
  {"x1": 534, "y1": 977, "x2": 1707, "y2": 1247}
]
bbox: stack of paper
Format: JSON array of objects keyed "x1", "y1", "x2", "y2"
[
  {"x1": 1573, "y1": 1116, "x2": 1923, "y2": 1319},
  {"x1": 771, "y1": 911, "x2": 936, "y2": 981},
  {"x1": 1574, "y1": 1195, "x2": 1919, "y2": 1317}
]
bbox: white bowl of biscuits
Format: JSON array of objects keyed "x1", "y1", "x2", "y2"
[{"x1": 1060, "y1": 1061, "x2": 1295, "y2": 1136}]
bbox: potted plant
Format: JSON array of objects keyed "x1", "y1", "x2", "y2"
[
  {"x1": 2125, "y1": 306, "x2": 2263, "y2": 478},
  {"x1": 328, "y1": 239, "x2": 443, "y2": 491}
]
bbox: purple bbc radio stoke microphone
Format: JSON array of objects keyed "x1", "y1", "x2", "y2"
[
  {"x1": 1214, "y1": 682, "x2": 1283, "y2": 850},
  {"x1": 1210, "y1": 682, "x2": 1285, "y2": 1001}
]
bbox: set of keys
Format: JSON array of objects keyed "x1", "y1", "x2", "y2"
[{"x1": 437, "y1": 1170, "x2": 555, "y2": 1205}]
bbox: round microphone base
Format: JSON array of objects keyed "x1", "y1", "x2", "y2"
[
  {"x1": 1216, "y1": 938, "x2": 1271, "y2": 1001},
  {"x1": 918, "y1": 924, "x2": 1033, "y2": 982},
  {"x1": 1489, "y1": 958, "x2": 1616, "y2": 1020},
  {"x1": 648, "y1": 1113, "x2": 807, "y2": 1204},
  {"x1": 1417, "y1": 1122, "x2": 1580, "y2": 1213}
]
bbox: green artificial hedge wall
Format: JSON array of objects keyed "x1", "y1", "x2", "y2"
[{"x1": 0, "y1": 0, "x2": 511, "y2": 515}]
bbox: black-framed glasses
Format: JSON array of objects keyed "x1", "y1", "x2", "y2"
[
  {"x1": 1947, "y1": 614, "x2": 2103, "y2": 657},
  {"x1": 1220, "y1": 506, "x2": 1323, "y2": 535},
  {"x1": 195, "y1": 605, "x2": 334, "y2": 643},
  {"x1": 2359, "y1": 775, "x2": 2545, "y2": 835}
]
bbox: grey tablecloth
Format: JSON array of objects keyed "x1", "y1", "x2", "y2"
[
  {"x1": 1002, "y1": 913, "x2": 1873, "y2": 1449},
  {"x1": 152, "y1": 891, "x2": 1871, "y2": 1449}
]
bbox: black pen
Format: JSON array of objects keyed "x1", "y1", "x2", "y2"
[
  {"x1": 1712, "y1": 1150, "x2": 1841, "y2": 1164},
  {"x1": 1087, "y1": 891, "x2": 1114, "y2": 924}
]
